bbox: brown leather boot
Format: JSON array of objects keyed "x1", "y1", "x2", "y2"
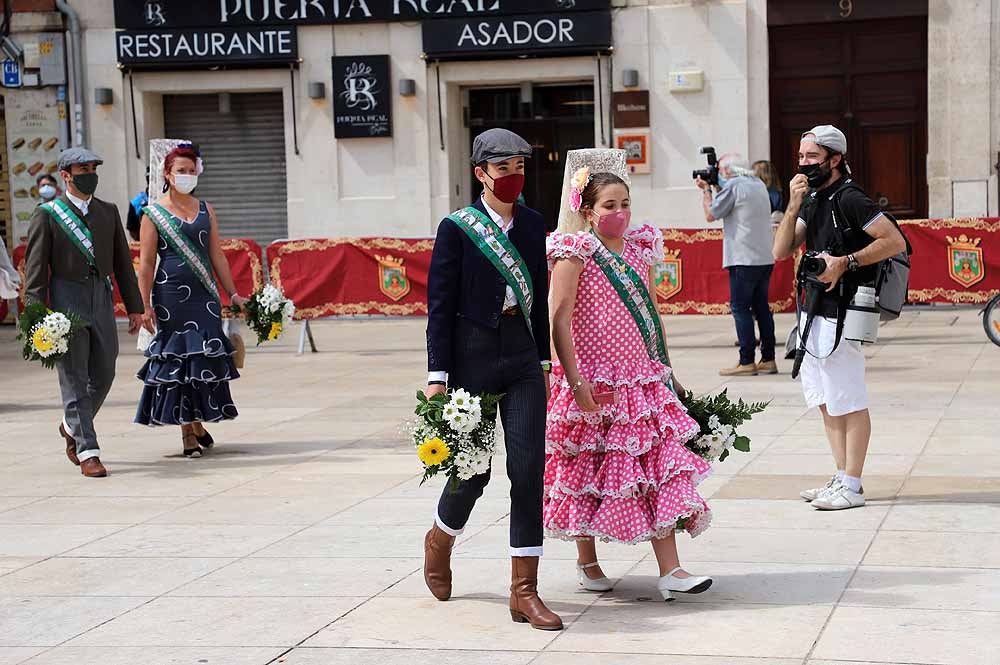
[
  {"x1": 509, "y1": 556, "x2": 563, "y2": 631},
  {"x1": 59, "y1": 424, "x2": 79, "y2": 466},
  {"x1": 423, "y1": 524, "x2": 455, "y2": 601}
]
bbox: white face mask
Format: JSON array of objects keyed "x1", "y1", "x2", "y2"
[
  {"x1": 172, "y1": 173, "x2": 198, "y2": 194},
  {"x1": 39, "y1": 184, "x2": 57, "y2": 201}
]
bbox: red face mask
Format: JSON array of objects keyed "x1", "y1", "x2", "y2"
[
  {"x1": 483, "y1": 171, "x2": 525, "y2": 204},
  {"x1": 594, "y1": 209, "x2": 631, "y2": 238}
]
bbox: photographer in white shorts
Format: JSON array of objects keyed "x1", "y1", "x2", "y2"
[{"x1": 773, "y1": 125, "x2": 907, "y2": 511}]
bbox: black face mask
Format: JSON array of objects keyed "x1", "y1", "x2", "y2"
[
  {"x1": 798, "y1": 161, "x2": 831, "y2": 188},
  {"x1": 72, "y1": 172, "x2": 99, "y2": 196}
]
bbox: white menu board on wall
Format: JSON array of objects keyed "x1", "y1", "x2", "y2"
[{"x1": 6, "y1": 91, "x2": 63, "y2": 242}]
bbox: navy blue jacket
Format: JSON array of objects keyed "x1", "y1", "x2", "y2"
[{"x1": 426, "y1": 198, "x2": 551, "y2": 374}]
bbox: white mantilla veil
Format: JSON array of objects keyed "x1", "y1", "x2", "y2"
[
  {"x1": 556, "y1": 148, "x2": 631, "y2": 234},
  {"x1": 148, "y1": 138, "x2": 189, "y2": 200}
]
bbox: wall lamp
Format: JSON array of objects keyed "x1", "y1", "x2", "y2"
[
  {"x1": 94, "y1": 88, "x2": 114, "y2": 105},
  {"x1": 308, "y1": 81, "x2": 326, "y2": 99}
]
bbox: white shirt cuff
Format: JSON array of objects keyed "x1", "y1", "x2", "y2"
[{"x1": 427, "y1": 371, "x2": 448, "y2": 383}]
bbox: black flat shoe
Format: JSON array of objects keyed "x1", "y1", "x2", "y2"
[
  {"x1": 195, "y1": 431, "x2": 214, "y2": 448},
  {"x1": 183, "y1": 433, "x2": 202, "y2": 458}
]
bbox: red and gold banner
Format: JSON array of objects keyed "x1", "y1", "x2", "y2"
[
  {"x1": 656, "y1": 228, "x2": 797, "y2": 315},
  {"x1": 267, "y1": 238, "x2": 433, "y2": 318},
  {"x1": 900, "y1": 217, "x2": 1000, "y2": 304},
  {"x1": 6, "y1": 239, "x2": 264, "y2": 318},
  {"x1": 5, "y1": 217, "x2": 998, "y2": 323}
]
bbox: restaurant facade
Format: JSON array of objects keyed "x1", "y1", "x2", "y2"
[{"x1": 2, "y1": 0, "x2": 998, "y2": 246}]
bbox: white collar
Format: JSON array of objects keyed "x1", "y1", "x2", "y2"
[
  {"x1": 480, "y1": 196, "x2": 514, "y2": 232},
  {"x1": 66, "y1": 191, "x2": 92, "y2": 214}
]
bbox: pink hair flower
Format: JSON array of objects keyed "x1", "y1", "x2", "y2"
[
  {"x1": 567, "y1": 166, "x2": 591, "y2": 213},
  {"x1": 569, "y1": 188, "x2": 582, "y2": 213}
]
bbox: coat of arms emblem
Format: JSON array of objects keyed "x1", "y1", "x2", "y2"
[
  {"x1": 654, "y1": 248, "x2": 682, "y2": 300},
  {"x1": 946, "y1": 234, "x2": 985, "y2": 288},
  {"x1": 376, "y1": 254, "x2": 411, "y2": 301}
]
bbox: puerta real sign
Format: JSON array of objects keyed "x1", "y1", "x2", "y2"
[
  {"x1": 421, "y1": 10, "x2": 611, "y2": 60},
  {"x1": 332, "y1": 55, "x2": 392, "y2": 139},
  {"x1": 114, "y1": 0, "x2": 611, "y2": 29},
  {"x1": 116, "y1": 26, "x2": 297, "y2": 67}
]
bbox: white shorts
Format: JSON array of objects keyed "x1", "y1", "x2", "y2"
[{"x1": 798, "y1": 314, "x2": 869, "y2": 417}]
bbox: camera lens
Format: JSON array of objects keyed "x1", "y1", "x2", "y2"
[{"x1": 803, "y1": 256, "x2": 827, "y2": 276}]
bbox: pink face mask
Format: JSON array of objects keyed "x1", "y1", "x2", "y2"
[{"x1": 594, "y1": 209, "x2": 631, "y2": 238}]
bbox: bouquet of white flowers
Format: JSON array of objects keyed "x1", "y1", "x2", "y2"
[
  {"x1": 234, "y1": 284, "x2": 295, "y2": 345},
  {"x1": 410, "y1": 388, "x2": 503, "y2": 490},
  {"x1": 680, "y1": 388, "x2": 769, "y2": 463},
  {"x1": 17, "y1": 302, "x2": 83, "y2": 369}
]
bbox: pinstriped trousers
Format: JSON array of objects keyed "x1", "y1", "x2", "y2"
[
  {"x1": 51, "y1": 275, "x2": 118, "y2": 461},
  {"x1": 436, "y1": 315, "x2": 547, "y2": 556}
]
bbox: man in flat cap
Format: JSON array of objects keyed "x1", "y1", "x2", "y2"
[
  {"x1": 423, "y1": 128, "x2": 560, "y2": 630},
  {"x1": 24, "y1": 147, "x2": 143, "y2": 478}
]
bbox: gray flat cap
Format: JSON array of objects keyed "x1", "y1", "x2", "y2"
[
  {"x1": 802, "y1": 125, "x2": 847, "y2": 155},
  {"x1": 471, "y1": 128, "x2": 532, "y2": 165},
  {"x1": 57, "y1": 147, "x2": 104, "y2": 172}
]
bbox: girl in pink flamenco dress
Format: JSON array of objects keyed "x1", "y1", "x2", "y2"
[{"x1": 545, "y1": 170, "x2": 713, "y2": 602}]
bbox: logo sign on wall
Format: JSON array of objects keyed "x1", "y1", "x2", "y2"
[
  {"x1": 612, "y1": 91, "x2": 649, "y2": 128},
  {"x1": 421, "y1": 10, "x2": 612, "y2": 60},
  {"x1": 114, "y1": 0, "x2": 611, "y2": 29},
  {"x1": 332, "y1": 55, "x2": 392, "y2": 139}
]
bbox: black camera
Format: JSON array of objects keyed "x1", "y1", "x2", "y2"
[
  {"x1": 691, "y1": 146, "x2": 719, "y2": 186},
  {"x1": 800, "y1": 251, "x2": 828, "y2": 277}
]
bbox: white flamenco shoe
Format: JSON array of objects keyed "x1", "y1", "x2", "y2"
[
  {"x1": 657, "y1": 567, "x2": 713, "y2": 601},
  {"x1": 576, "y1": 562, "x2": 614, "y2": 592}
]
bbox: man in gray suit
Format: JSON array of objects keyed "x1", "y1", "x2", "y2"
[{"x1": 24, "y1": 147, "x2": 144, "y2": 478}]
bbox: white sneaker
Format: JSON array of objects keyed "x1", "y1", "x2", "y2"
[
  {"x1": 576, "y1": 562, "x2": 614, "y2": 592},
  {"x1": 800, "y1": 476, "x2": 838, "y2": 502},
  {"x1": 812, "y1": 482, "x2": 866, "y2": 510},
  {"x1": 657, "y1": 567, "x2": 713, "y2": 601}
]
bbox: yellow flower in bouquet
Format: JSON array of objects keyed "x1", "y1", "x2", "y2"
[
  {"x1": 267, "y1": 322, "x2": 282, "y2": 341},
  {"x1": 32, "y1": 327, "x2": 55, "y2": 354},
  {"x1": 417, "y1": 437, "x2": 450, "y2": 466},
  {"x1": 570, "y1": 166, "x2": 590, "y2": 191}
]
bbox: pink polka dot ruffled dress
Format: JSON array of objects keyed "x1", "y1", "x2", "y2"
[{"x1": 543, "y1": 225, "x2": 712, "y2": 544}]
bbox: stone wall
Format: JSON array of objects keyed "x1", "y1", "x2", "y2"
[{"x1": 927, "y1": 0, "x2": 1000, "y2": 218}]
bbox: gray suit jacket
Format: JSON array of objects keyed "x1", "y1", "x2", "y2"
[{"x1": 24, "y1": 193, "x2": 143, "y2": 314}]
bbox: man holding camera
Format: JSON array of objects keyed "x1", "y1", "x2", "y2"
[
  {"x1": 773, "y1": 125, "x2": 907, "y2": 510},
  {"x1": 696, "y1": 153, "x2": 777, "y2": 377}
]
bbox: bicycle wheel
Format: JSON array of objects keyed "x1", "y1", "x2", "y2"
[{"x1": 984, "y1": 294, "x2": 1000, "y2": 347}]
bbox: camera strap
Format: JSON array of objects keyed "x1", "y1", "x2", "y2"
[{"x1": 795, "y1": 279, "x2": 846, "y2": 361}]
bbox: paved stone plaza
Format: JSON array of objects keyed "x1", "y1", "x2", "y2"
[{"x1": 0, "y1": 310, "x2": 998, "y2": 665}]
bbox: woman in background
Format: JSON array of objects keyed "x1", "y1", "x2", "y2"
[{"x1": 752, "y1": 160, "x2": 784, "y2": 222}]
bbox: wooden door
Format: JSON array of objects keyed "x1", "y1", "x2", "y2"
[{"x1": 769, "y1": 16, "x2": 928, "y2": 219}]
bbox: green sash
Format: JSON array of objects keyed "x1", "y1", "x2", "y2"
[
  {"x1": 447, "y1": 206, "x2": 534, "y2": 338},
  {"x1": 41, "y1": 199, "x2": 96, "y2": 268},
  {"x1": 591, "y1": 236, "x2": 672, "y2": 373},
  {"x1": 144, "y1": 203, "x2": 220, "y2": 301}
]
